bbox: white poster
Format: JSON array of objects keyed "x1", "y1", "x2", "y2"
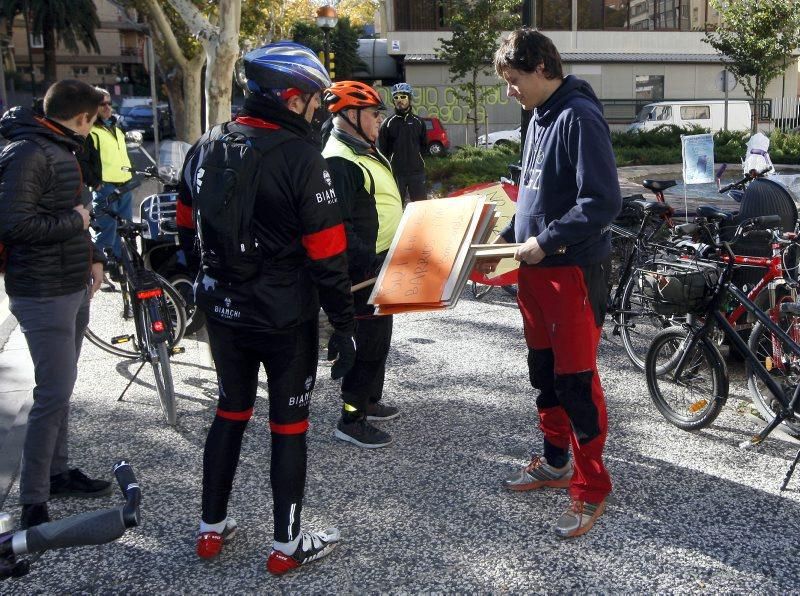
[{"x1": 681, "y1": 134, "x2": 715, "y2": 185}]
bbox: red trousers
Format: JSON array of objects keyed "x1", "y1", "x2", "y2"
[{"x1": 517, "y1": 264, "x2": 612, "y2": 503}]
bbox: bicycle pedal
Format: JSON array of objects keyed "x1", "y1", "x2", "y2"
[
  {"x1": 111, "y1": 335, "x2": 134, "y2": 345},
  {"x1": 171, "y1": 347, "x2": 185, "y2": 355}
]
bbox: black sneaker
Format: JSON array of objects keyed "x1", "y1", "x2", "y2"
[
  {"x1": 365, "y1": 402, "x2": 400, "y2": 421},
  {"x1": 266, "y1": 528, "x2": 340, "y2": 575},
  {"x1": 21, "y1": 502, "x2": 50, "y2": 529},
  {"x1": 50, "y1": 468, "x2": 113, "y2": 499},
  {"x1": 334, "y1": 416, "x2": 392, "y2": 448}
]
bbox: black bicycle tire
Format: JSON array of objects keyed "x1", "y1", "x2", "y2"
[
  {"x1": 470, "y1": 281, "x2": 493, "y2": 300},
  {"x1": 151, "y1": 341, "x2": 177, "y2": 426},
  {"x1": 618, "y1": 268, "x2": 675, "y2": 371},
  {"x1": 168, "y1": 273, "x2": 205, "y2": 335},
  {"x1": 84, "y1": 282, "x2": 140, "y2": 358},
  {"x1": 645, "y1": 326, "x2": 728, "y2": 431},
  {"x1": 747, "y1": 315, "x2": 800, "y2": 437},
  {"x1": 85, "y1": 276, "x2": 186, "y2": 357},
  {"x1": 501, "y1": 284, "x2": 518, "y2": 297}
]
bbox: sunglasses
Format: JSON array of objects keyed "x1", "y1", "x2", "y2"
[
  {"x1": 393, "y1": 94, "x2": 409, "y2": 100},
  {"x1": 100, "y1": 102, "x2": 112, "y2": 106}
]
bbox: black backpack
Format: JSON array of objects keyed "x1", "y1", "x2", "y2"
[{"x1": 189, "y1": 123, "x2": 290, "y2": 283}]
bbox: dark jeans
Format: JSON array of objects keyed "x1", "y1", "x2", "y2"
[
  {"x1": 9, "y1": 288, "x2": 90, "y2": 504},
  {"x1": 395, "y1": 172, "x2": 427, "y2": 204}
]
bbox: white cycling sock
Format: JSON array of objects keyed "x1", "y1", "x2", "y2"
[
  {"x1": 200, "y1": 518, "x2": 227, "y2": 534},
  {"x1": 273, "y1": 534, "x2": 302, "y2": 555}
]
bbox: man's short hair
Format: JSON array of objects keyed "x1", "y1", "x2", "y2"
[
  {"x1": 94, "y1": 86, "x2": 111, "y2": 99},
  {"x1": 494, "y1": 28, "x2": 563, "y2": 80},
  {"x1": 43, "y1": 79, "x2": 105, "y2": 120}
]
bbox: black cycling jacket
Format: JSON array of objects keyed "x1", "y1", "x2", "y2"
[
  {"x1": 378, "y1": 109, "x2": 427, "y2": 176},
  {"x1": 177, "y1": 95, "x2": 354, "y2": 335}
]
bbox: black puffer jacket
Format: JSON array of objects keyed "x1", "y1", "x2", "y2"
[{"x1": 0, "y1": 107, "x2": 96, "y2": 297}]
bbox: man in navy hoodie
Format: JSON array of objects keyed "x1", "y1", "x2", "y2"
[{"x1": 488, "y1": 29, "x2": 621, "y2": 538}]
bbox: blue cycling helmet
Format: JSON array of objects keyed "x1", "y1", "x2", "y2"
[
  {"x1": 391, "y1": 82, "x2": 413, "y2": 97},
  {"x1": 243, "y1": 42, "x2": 331, "y2": 95}
]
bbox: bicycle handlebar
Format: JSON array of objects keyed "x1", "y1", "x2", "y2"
[
  {"x1": 718, "y1": 166, "x2": 773, "y2": 194},
  {"x1": 0, "y1": 461, "x2": 140, "y2": 564}
]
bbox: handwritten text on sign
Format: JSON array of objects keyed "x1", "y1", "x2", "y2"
[{"x1": 373, "y1": 197, "x2": 481, "y2": 304}]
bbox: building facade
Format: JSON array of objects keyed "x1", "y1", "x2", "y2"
[
  {"x1": 381, "y1": 0, "x2": 800, "y2": 143},
  {"x1": 4, "y1": 0, "x2": 148, "y2": 106}
]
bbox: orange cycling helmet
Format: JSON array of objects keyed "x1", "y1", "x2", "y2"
[{"x1": 323, "y1": 81, "x2": 386, "y2": 113}]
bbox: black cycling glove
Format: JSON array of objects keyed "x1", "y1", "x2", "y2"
[{"x1": 327, "y1": 331, "x2": 356, "y2": 380}]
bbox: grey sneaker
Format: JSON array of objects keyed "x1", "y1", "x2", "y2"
[
  {"x1": 554, "y1": 499, "x2": 606, "y2": 538},
  {"x1": 365, "y1": 402, "x2": 400, "y2": 421},
  {"x1": 334, "y1": 416, "x2": 393, "y2": 448},
  {"x1": 503, "y1": 456, "x2": 572, "y2": 491}
]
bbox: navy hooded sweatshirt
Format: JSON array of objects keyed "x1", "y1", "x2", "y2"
[{"x1": 502, "y1": 75, "x2": 622, "y2": 267}]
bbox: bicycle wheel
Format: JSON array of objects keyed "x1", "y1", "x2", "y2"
[
  {"x1": 85, "y1": 273, "x2": 186, "y2": 357},
  {"x1": 150, "y1": 341, "x2": 177, "y2": 426},
  {"x1": 618, "y1": 269, "x2": 677, "y2": 371},
  {"x1": 747, "y1": 313, "x2": 800, "y2": 436},
  {"x1": 502, "y1": 284, "x2": 518, "y2": 297},
  {"x1": 470, "y1": 281, "x2": 493, "y2": 300},
  {"x1": 645, "y1": 326, "x2": 728, "y2": 431},
  {"x1": 168, "y1": 273, "x2": 205, "y2": 335}
]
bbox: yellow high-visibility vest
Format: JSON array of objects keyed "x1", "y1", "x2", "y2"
[
  {"x1": 323, "y1": 136, "x2": 402, "y2": 253},
  {"x1": 90, "y1": 124, "x2": 132, "y2": 184}
]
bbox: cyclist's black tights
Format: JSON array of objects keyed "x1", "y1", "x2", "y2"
[{"x1": 202, "y1": 317, "x2": 318, "y2": 543}]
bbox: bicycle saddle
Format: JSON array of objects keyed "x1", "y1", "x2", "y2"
[
  {"x1": 632, "y1": 200, "x2": 673, "y2": 216},
  {"x1": 641, "y1": 179, "x2": 678, "y2": 192},
  {"x1": 696, "y1": 204, "x2": 734, "y2": 222}
]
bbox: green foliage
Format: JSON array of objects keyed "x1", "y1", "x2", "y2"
[
  {"x1": 436, "y1": 0, "x2": 519, "y2": 141},
  {"x1": 425, "y1": 143, "x2": 520, "y2": 194},
  {"x1": 292, "y1": 17, "x2": 366, "y2": 80},
  {"x1": 705, "y1": 0, "x2": 800, "y2": 131}
]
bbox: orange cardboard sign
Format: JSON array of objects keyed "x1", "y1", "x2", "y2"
[{"x1": 370, "y1": 197, "x2": 483, "y2": 305}]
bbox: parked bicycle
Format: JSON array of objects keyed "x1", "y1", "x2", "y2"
[
  {"x1": 85, "y1": 182, "x2": 187, "y2": 426},
  {"x1": 644, "y1": 215, "x2": 800, "y2": 489},
  {"x1": 0, "y1": 461, "x2": 141, "y2": 580}
]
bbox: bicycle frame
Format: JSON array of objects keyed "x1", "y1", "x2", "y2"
[
  {"x1": 104, "y1": 215, "x2": 172, "y2": 353},
  {"x1": 671, "y1": 240, "x2": 800, "y2": 446}
]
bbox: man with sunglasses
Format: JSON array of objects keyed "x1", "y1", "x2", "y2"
[
  {"x1": 78, "y1": 88, "x2": 134, "y2": 288},
  {"x1": 378, "y1": 82, "x2": 428, "y2": 204}
]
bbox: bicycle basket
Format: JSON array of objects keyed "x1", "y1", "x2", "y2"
[
  {"x1": 638, "y1": 259, "x2": 720, "y2": 316},
  {"x1": 139, "y1": 193, "x2": 178, "y2": 240}
]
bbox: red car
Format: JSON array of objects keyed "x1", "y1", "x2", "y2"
[{"x1": 422, "y1": 117, "x2": 450, "y2": 157}]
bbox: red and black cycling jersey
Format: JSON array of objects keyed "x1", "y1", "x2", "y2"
[{"x1": 177, "y1": 97, "x2": 354, "y2": 335}]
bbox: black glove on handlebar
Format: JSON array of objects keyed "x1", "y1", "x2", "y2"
[{"x1": 327, "y1": 331, "x2": 356, "y2": 380}]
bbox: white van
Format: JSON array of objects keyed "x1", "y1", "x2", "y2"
[{"x1": 628, "y1": 100, "x2": 752, "y2": 133}]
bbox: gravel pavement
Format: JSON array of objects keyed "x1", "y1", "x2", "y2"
[{"x1": 3, "y1": 285, "x2": 800, "y2": 593}]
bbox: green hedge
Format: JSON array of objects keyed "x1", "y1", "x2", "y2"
[
  {"x1": 425, "y1": 143, "x2": 520, "y2": 195},
  {"x1": 424, "y1": 128, "x2": 800, "y2": 192},
  {"x1": 612, "y1": 126, "x2": 800, "y2": 166}
]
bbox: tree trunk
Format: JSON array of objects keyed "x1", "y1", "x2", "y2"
[
  {"x1": 472, "y1": 71, "x2": 479, "y2": 145},
  {"x1": 42, "y1": 16, "x2": 57, "y2": 89},
  {"x1": 204, "y1": 0, "x2": 240, "y2": 129},
  {"x1": 182, "y1": 55, "x2": 204, "y2": 142},
  {"x1": 752, "y1": 74, "x2": 760, "y2": 133}
]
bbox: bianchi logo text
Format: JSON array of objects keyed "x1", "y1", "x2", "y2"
[{"x1": 214, "y1": 296, "x2": 241, "y2": 320}]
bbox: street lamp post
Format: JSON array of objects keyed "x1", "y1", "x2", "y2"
[{"x1": 316, "y1": 5, "x2": 338, "y2": 78}]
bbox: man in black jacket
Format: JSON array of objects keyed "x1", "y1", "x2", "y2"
[
  {"x1": 178, "y1": 42, "x2": 355, "y2": 576},
  {"x1": 378, "y1": 82, "x2": 428, "y2": 204},
  {"x1": 0, "y1": 80, "x2": 111, "y2": 530}
]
